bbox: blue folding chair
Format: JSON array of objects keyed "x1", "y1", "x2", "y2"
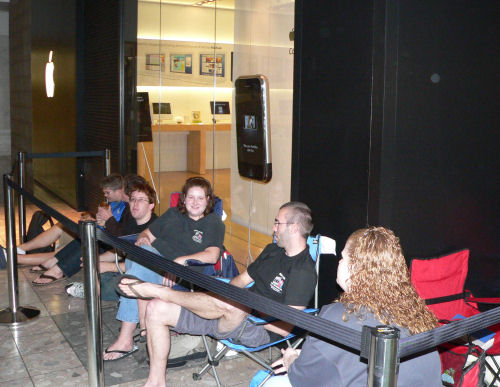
[{"x1": 192, "y1": 234, "x2": 336, "y2": 387}]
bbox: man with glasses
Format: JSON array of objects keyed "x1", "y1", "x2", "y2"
[{"x1": 117, "y1": 201, "x2": 317, "y2": 386}]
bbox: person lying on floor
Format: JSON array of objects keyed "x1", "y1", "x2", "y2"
[
  {"x1": 103, "y1": 176, "x2": 226, "y2": 361},
  {"x1": 263, "y1": 226, "x2": 441, "y2": 387},
  {"x1": 116, "y1": 201, "x2": 317, "y2": 386},
  {"x1": 31, "y1": 174, "x2": 139, "y2": 285}
]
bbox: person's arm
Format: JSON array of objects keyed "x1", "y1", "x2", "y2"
[
  {"x1": 230, "y1": 270, "x2": 254, "y2": 288},
  {"x1": 271, "y1": 347, "x2": 302, "y2": 374},
  {"x1": 135, "y1": 228, "x2": 156, "y2": 246},
  {"x1": 173, "y1": 246, "x2": 220, "y2": 266}
]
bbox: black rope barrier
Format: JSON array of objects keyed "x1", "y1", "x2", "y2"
[
  {"x1": 6, "y1": 175, "x2": 500, "y2": 361},
  {"x1": 25, "y1": 151, "x2": 107, "y2": 159},
  {"x1": 5, "y1": 178, "x2": 78, "y2": 235}
]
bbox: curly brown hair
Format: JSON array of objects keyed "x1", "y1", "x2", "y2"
[{"x1": 339, "y1": 227, "x2": 438, "y2": 334}]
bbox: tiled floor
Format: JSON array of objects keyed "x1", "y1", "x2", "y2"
[
  {"x1": 0, "y1": 267, "x2": 265, "y2": 386},
  {"x1": 0, "y1": 185, "x2": 270, "y2": 386}
]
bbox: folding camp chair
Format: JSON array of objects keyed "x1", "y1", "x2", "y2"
[
  {"x1": 192, "y1": 234, "x2": 336, "y2": 387},
  {"x1": 410, "y1": 249, "x2": 500, "y2": 386}
]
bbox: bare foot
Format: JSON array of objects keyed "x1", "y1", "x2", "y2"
[
  {"x1": 118, "y1": 277, "x2": 163, "y2": 299},
  {"x1": 32, "y1": 265, "x2": 64, "y2": 284},
  {"x1": 103, "y1": 339, "x2": 137, "y2": 361}
]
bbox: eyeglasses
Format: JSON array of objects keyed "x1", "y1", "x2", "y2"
[
  {"x1": 130, "y1": 197, "x2": 150, "y2": 204},
  {"x1": 273, "y1": 221, "x2": 294, "y2": 226}
]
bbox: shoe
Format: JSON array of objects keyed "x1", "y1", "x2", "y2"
[
  {"x1": 66, "y1": 282, "x2": 85, "y2": 298},
  {"x1": 0, "y1": 246, "x2": 6, "y2": 270},
  {"x1": 104, "y1": 345, "x2": 138, "y2": 362}
]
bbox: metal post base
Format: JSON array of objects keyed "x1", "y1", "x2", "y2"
[{"x1": 0, "y1": 306, "x2": 41, "y2": 326}]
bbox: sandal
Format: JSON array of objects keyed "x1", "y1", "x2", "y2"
[
  {"x1": 114, "y1": 274, "x2": 153, "y2": 300},
  {"x1": 104, "y1": 345, "x2": 138, "y2": 362},
  {"x1": 29, "y1": 264, "x2": 50, "y2": 274},
  {"x1": 32, "y1": 273, "x2": 65, "y2": 286},
  {"x1": 133, "y1": 328, "x2": 147, "y2": 344}
]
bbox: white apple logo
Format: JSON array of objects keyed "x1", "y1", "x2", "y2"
[{"x1": 45, "y1": 50, "x2": 54, "y2": 98}]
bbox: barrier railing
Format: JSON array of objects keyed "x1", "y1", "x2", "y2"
[
  {"x1": 17, "y1": 149, "x2": 110, "y2": 243},
  {"x1": 2, "y1": 174, "x2": 500, "y2": 387}
]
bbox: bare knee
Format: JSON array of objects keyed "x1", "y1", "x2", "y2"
[{"x1": 145, "y1": 299, "x2": 180, "y2": 327}]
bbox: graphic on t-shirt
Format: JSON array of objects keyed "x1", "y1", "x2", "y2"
[
  {"x1": 192, "y1": 230, "x2": 203, "y2": 244},
  {"x1": 270, "y1": 273, "x2": 285, "y2": 293}
]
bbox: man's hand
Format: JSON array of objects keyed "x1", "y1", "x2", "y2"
[
  {"x1": 96, "y1": 205, "x2": 112, "y2": 224},
  {"x1": 271, "y1": 347, "x2": 301, "y2": 374},
  {"x1": 162, "y1": 272, "x2": 177, "y2": 287},
  {"x1": 135, "y1": 229, "x2": 155, "y2": 246}
]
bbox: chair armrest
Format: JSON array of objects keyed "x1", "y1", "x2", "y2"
[{"x1": 248, "y1": 308, "x2": 318, "y2": 325}]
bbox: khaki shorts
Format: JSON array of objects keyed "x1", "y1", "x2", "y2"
[{"x1": 174, "y1": 307, "x2": 270, "y2": 348}]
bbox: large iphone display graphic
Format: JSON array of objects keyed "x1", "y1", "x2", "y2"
[{"x1": 235, "y1": 75, "x2": 272, "y2": 182}]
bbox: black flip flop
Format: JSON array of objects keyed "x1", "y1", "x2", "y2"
[
  {"x1": 114, "y1": 274, "x2": 153, "y2": 300},
  {"x1": 29, "y1": 264, "x2": 50, "y2": 274},
  {"x1": 104, "y1": 345, "x2": 138, "y2": 362},
  {"x1": 32, "y1": 273, "x2": 65, "y2": 286}
]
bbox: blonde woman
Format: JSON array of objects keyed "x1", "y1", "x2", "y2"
[{"x1": 267, "y1": 226, "x2": 441, "y2": 387}]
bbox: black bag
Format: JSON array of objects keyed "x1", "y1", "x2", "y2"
[{"x1": 26, "y1": 211, "x2": 55, "y2": 254}]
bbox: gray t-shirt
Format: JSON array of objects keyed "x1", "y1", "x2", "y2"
[
  {"x1": 148, "y1": 207, "x2": 225, "y2": 261},
  {"x1": 288, "y1": 303, "x2": 442, "y2": 387}
]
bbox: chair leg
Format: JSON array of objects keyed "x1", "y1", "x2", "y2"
[{"x1": 192, "y1": 336, "x2": 228, "y2": 386}]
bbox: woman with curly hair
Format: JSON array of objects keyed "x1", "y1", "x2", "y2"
[{"x1": 265, "y1": 226, "x2": 441, "y2": 386}]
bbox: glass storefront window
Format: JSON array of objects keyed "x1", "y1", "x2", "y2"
[{"x1": 135, "y1": 0, "x2": 295, "y2": 262}]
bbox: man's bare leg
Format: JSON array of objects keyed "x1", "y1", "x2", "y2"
[
  {"x1": 143, "y1": 299, "x2": 182, "y2": 387},
  {"x1": 19, "y1": 224, "x2": 63, "y2": 252},
  {"x1": 118, "y1": 279, "x2": 249, "y2": 333},
  {"x1": 17, "y1": 251, "x2": 57, "y2": 266}
]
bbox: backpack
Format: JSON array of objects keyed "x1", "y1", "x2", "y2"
[{"x1": 26, "y1": 211, "x2": 55, "y2": 254}]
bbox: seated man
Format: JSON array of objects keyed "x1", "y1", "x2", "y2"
[
  {"x1": 103, "y1": 176, "x2": 226, "y2": 361},
  {"x1": 117, "y1": 201, "x2": 317, "y2": 387},
  {"x1": 31, "y1": 174, "x2": 143, "y2": 285}
]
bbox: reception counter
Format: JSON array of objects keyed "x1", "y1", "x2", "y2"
[{"x1": 138, "y1": 123, "x2": 231, "y2": 177}]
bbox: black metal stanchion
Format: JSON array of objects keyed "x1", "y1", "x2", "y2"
[
  {"x1": 367, "y1": 326, "x2": 400, "y2": 387},
  {"x1": 0, "y1": 174, "x2": 40, "y2": 325},
  {"x1": 17, "y1": 152, "x2": 26, "y2": 242},
  {"x1": 81, "y1": 220, "x2": 104, "y2": 387}
]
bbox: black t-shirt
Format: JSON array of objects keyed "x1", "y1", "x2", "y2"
[
  {"x1": 148, "y1": 207, "x2": 225, "y2": 261},
  {"x1": 247, "y1": 244, "x2": 317, "y2": 306},
  {"x1": 120, "y1": 212, "x2": 157, "y2": 236}
]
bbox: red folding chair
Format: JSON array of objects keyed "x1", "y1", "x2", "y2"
[{"x1": 411, "y1": 249, "x2": 500, "y2": 386}]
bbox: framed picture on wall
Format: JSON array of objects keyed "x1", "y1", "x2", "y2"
[
  {"x1": 170, "y1": 54, "x2": 193, "y2": 74},
  {"x1": 200, "y1": 54, "x2": 225, "y2": 77},
  {"x1": 145, "y1": 54, "x2": 166, "y2": 72}
]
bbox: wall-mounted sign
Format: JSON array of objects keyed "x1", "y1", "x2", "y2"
[
  {"x1": 45, "y1": 51, "x2": 55, "y2": 98},
  {"x1": 200, "y1": 54, "x2": 225, "y2": 77},
  {"x1": 146, "y1": 53, "x2": 165, "y2": 72},
  {"x1": 169, "y1": 54, "x2": 193, "y2": 74}
]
